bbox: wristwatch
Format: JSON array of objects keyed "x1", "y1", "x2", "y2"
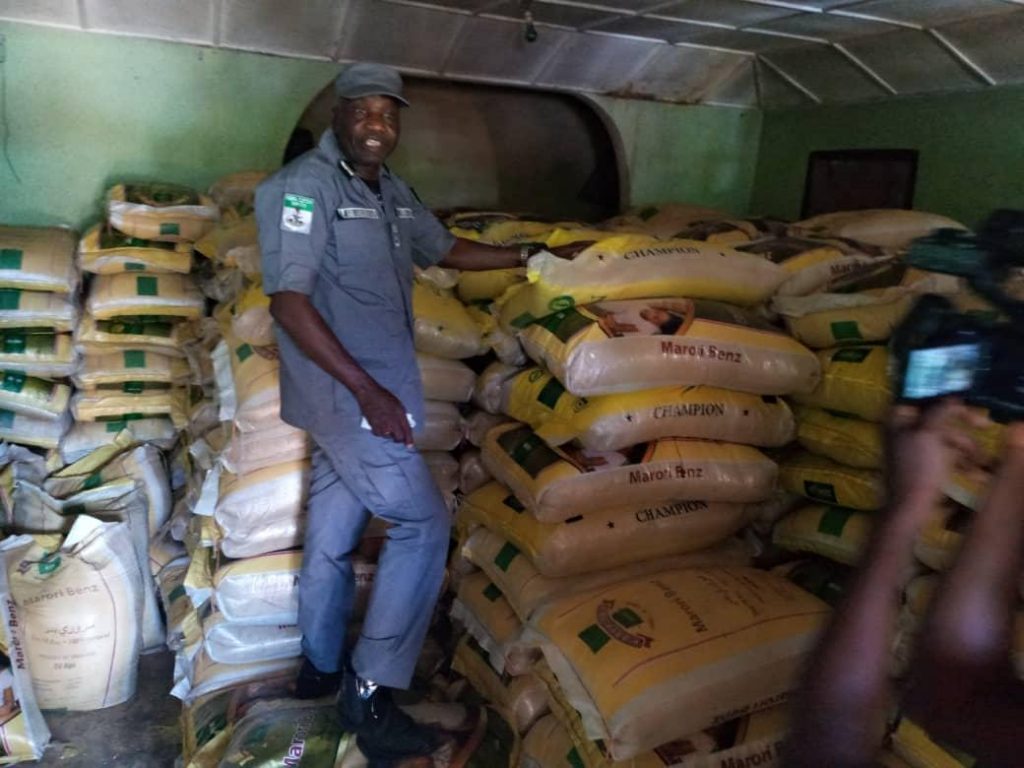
[{"x1": 519, "y1": 242, "x2": 543, "y2": 265}]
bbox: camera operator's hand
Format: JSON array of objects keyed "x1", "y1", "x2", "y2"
[{"x1": 885, "y1": 399, "x2": 985, "y2": 515}]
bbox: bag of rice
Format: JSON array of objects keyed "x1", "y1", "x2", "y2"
[
  {"x1": 779, "y1": 450, "x2": 883, "y2": 511},
  {"x1": 525, "y1": 566, "x2": 829, "y2": 760},
  {"x1": 416, "y1": 400, "x2": 463, "y2": 452},
  {"x1": 772, "y1": 505, "x2": 873, "y2": 565},
  {"x1": 0, "y1": 289, "x2": 77, "y2": 331},
  {"x1": 0, "y1": 408, "x2": 70, "y2": 449},
  {"x1": 504, "y1": 367, "x2": 796, "y2": 451},
  {"x1": 73, "y1": 348, "x2": 191, "y2": 389},
  {"x1": 413, "y1": 279, "x2": 488, "y2": 359},
  {"x1": 736, "y1": 235, "x2": 896, "y2": 297},
  {"x1": 499, "y1": 236, "x2": 787, "y2": 329},
  {"x1": 519, "y1": 299, "x2": 820, "y2": 397},
  {"x1": 0, "y1": 330, "x2": 76, "y2": 378},
  {"x1": 460, "y1": 482, "x2": 750, "y2": 578},
  {"x1": 792, "y1": 345, "x2": 891, "y2": 423},
  {"x1": 221, "y1": 334, "x2": 283, "y2": 432},
  {"x1": 75, "y1": 314, "x2": 194, "y2": 356},
  {"x1": 171, "y1": 645, "x2": 301, "y2": 703},
  {"x1": 451, "y1": 571, "x2": 539, "y2": 676},
  {"x1": 208, "y1": 170, "x2": 268, "y2": 212},
  {"x1": 0, "y1": 536, "x2": 51, "y2": 762},
  {"x1": 423, "y1": 450, "x2": 459, "y2": 496},
  {"x1": 457, "y1": 268, "x2": 527, "y2": 303},
  {"x1": 72, "y1": 387, "x2": 189, "y2": 428},
  {"x1": 795, "y1": 406, "x2": 883, "y2": 469},
  {"x1": 193, "y1": 215, "x2": 259, "y2": 266},
  {"x1": 483, "y1": 423, "x2": 776, "y2": 522},
  {"x1": 465, "y1": 302, "x2": 527, "y2": 366},
  {"x1": 107, "y1": 183, "x2": 220, "y2": 243},
  {"x1": 0, "y1": 371, "x2": 70, "y2": 420},
  {"x1": 459, "y1": 449, "x2": 492, "y2": 494},
  {"x1": 87, "y1": 272, "x2": 205, "y2": 320},
  {"x1": 600, "y1": 203, "x2": 729, "y2": 240},
  {"x1": 217, "y1": 700, "x2": 352, "y2": 768},
  {"x1": 452, "y1": 634, "x2": 548, "y2": 734},
  {"x1": 462, "y1": 527, "x2": 753, "y2": 622},
  {"x1": 0, "y1": 225, "x2": 78, "y2": 293},
  {"x1": 59, "y1": 418, "x2": 178, "y2": 464},
  {"x1": 200, "y1": 604, "x2": 301, "y2": 665},
  {"x1": 464, "y1": 410, "x2": 513, "y2": 447},
  {"x1": 78, "y1": 224, "x2": 192, "y2": 274},
  {"x1": 215, "y1": 461, "x2": 309, "y2": 559},
  {"x1": 220, "y1": 421, "x2": 311, "y2": 477},
  {"x1": 473, "y1": 361, "x2": 523, "y2": 415},
  {"x1": 789, "y1": 209, "x2": 968, "y2": 250},
  {"x1": 8, "y1": 516, "x2": 143, "y2": 710},
  {"x1": 226, "y1": 282, "x2": 273, "y2": 349},
  {"x1": 418, "y1": 353, "x2": 475, "y2": 403}
]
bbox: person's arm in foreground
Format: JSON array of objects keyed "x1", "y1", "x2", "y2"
[
  {"x1": 784, "y1": 401, "x2": 979, "y2": 768},
  {"x1": 903, "y1": 423, "x2": 1024, "y2": 766}
]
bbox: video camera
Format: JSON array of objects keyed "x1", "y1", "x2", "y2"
[{"x1": 893, "y1": 210, "x2": 1024, "y2": 423}]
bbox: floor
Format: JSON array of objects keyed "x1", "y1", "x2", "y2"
[{"x1": 37, "y1": 651, "x2": 181, "y2": 768}]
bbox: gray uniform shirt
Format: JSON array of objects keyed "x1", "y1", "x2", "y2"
[{"x1": 255, "y1": 129, "x2": 456, "y2": 435}]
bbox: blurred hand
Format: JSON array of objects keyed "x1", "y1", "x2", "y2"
[
  {"x1": 546, "y1": 241, "x2": 595, "y2": 260},
  {"x1": 357, "y1": 383, "x2": 414, "y2": 446}
]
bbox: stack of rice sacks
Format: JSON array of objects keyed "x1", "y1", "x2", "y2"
[{"x1": 444, "y1": 210, "x2": 840, "y2": 766}]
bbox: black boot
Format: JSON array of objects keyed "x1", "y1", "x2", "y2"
[
  {"x1": 337, "y1": 668, "x2": 442, "y2": 763},
  {"x1": 294, "y1": 657, "x2": 342, "y2": 699}
]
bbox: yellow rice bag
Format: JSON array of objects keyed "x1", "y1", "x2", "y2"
[
  {"x1": 228, "y1": 281, "x2": 273, "y2": 348},
  {"x1": 0, "y1": 225, "x2": 78, "y2": 292},
  {"x1": 452, "y1": 571, "x2": 538, "y2": 676},
  {"x1": 795, "y1": 405, "x2": 883, "y2": 469},
  {"x1": 779, "y1": 450, "x2": 883, "y2": 510},
  {"x1": 0, "y1": 371, "x2": 71, "y2": 420},
  {"x1": 413, "y1": 279, "x2": 487, "y2": 359},
  {"x1": 519, "y1": 298, "x2": 820, "y2": 397},
  {"x1": 789, "y1": 209, "x2": 967, "y2": 250},
  {"x1": 772, "y1": 505, "x2": 873, "y2": 565},
  {"x1": 72, "y1": 387, "x2": 189, "y2": 428},
  {"x1": 74, "y1": 348, "x2": 191, "y2": 389},
  {"x1": 107, "y1": 183, "x2": 220, "y2": 243},
  {"x1": 600, "y1": 203, "x2": 729, "y2": 240},
  {"x1": 193, "y1": 215, "x2": 259, "y2": 265},
  {"x1": 792, "y1": 345, "x2": 891, "y2": 423},
  {"x1": 0, "y1": 289, "x2": 77, "y2": 330},
  {"x1": 483, "y1": 422, "x2": 776, "y2": 522},
  {"x1": 913, "y1": 501, "x2": 970, "y2": 572},
  {"x1": 78, "y1": 224, "x2": 192, "y2": 274},
  {"x1": 456, "y1": 268, "x2": 526, "y2": 303},
  {"x1": 87, "y1": 272, "x2": 205, "y2": 320},
  {"x1": 0, "y1": 330, "x2": 76, "y2": 378},
  {"x1": 459, "y1": 481, "x2": 749, "y2": 578},
  {"x1": 504, "y1": 367, "x2": 795, "y2": 450},
  {"x1": 75, "y1": 314, "x2": 194, "y2": 357}
]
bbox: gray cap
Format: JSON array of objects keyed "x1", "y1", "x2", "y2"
[{"x1": 334, "y1": 63, "x2": 409, "y2": 107}]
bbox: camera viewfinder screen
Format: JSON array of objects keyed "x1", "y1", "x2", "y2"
[{"x1": 903, "y1": 343, "x2": 981, "y2": 400}]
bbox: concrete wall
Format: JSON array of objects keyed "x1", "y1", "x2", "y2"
[
  {"x1": 752, "y1": 85, "x2": 1024, "y2": 228},
  {"x1": 0, "y1": 21, "x2": 762, "y2": 230}
]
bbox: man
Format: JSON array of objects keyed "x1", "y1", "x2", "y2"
[
  {"x1": 254, "y1": 63, "x2": 560, "y2": 763},
  {"x1": 784, "y1": 399, "x2": 1024, "y2": 767}
]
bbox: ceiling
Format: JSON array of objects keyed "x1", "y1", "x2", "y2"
[{"x1": 2, "y1": 0, "x2": 1024, "y2": 108}]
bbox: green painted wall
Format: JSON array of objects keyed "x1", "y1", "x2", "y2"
[
  {"x1": 0, "y1": 21, "x2": 762, "y2": 229},
  {"x1": 752, "y1": 86, "x2": 1024, "y2": 228},
  {"x1": 592, "y1": 95, "x2": 762, "y2": 216}
]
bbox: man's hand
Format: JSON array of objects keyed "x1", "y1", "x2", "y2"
[
  {"x1": 546, "y1": 240, "x2": 595, "y2": 260},
  {"x1": 885, "y1": 399, "x2": 985, "y2": 513},
  {"x1": 356, "y1": 382, "x2": 414, "y2": 447}
]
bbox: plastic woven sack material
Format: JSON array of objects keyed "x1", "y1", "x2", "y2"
[
  {"x1": 418, "y1": 353, "x2": 475, "y2": 403},
  {"x1": 8, "y1": 516, "x2": 143, "y2": 710},
  {"x1": 73, "y1": 347, "x2": 191, "y2": 389},
  {"x1": 0, "y1": 330, "x2": 76, "y2": 378},
  {"x1": 87, "y1": 272, "x2": 205, "y2": 320},
  {"x1": 107, "y1": 183, "x2": 220, "y2": 243},
  {"x1": 228, "y1": 281, "x2": 274, "y2": 348},
  {"x1": 452, "y1": 571, "x2": 539, "y2": 676},
  {"x1": 0, "y1": 408, "x2": 69, "y2": 450},
  {"x1": 156, "y1": 559, "x2": 200, "y2": 653},
  {"x1": 58, "y1": 418, "x2": 178, "y2": 464},
  {"x1": 772, "y1": 505, "x2": 874, "y2": 566},
  {"x1": 457, "y1": 267, "x2": 526, "y2": 303},
  {"x1": 450, "y1": 218, "x2": 575, "y2": 246},
  {"x1": 452, "y1": 634, "x2": 549, "y2": 735},
  {"x1": 459, "y1": 449, "x2": 492, "y2": 494},
  {"x1": 0, "y1": 370, "x2": 70, "y2": 420},
  {"x1": 779, "y1": 450, "x2": 883, "y2": 511},
  {"x1": 497, "y1": 235, "x2": 787, "y2": 330},
  {"x1": 519, "y1": 298, "x2": 820, "y2": 397},
  {"x1": 670, "y1": 217, "x2": 788, "y2": 247},
  {"x1": 503, "y1": 367, "x2": 796, "y2": 451},
  {"x1": 459, "y1": 481, "x2": 750, "y2": 578},
  {"x1": 72, "y1": 386, "x2": 189, "y2": 428},
  {"x1": 413, "y1": 278, "x2": 488, "y2": 359},
  {"x1": 215, "y1": 460, "x2": 309, "y2": 559},
  {"x1": 423, "y1": 450, "x2": 459, "y2": 495},
  {"x1": 464, "y1": 301, "x2": 527, "y2": 367},
  {"x1": 600, "y1": 203, "x2": 729, "y2": 240},
  {"x1": 792, "y1": 345, "x2": 892, "y2": 423},
  {"x1": 789, "y1": 209, "x2": 967, "y2": 250},
  {"x1": 0, "y1": 288, "x2": 78, "y2": 331},
  {"x1": 78, "y1": 224, "x2": 192, "y2": 274},
  {"x1": 221, "y1": 329, "x2": 282, "y2": 433},
  {"x1": 0, "y1": 536, "x2": 51, "y2": 762},
  {"x1": 75, "y1": 313, "x2": 195, "y2": 357},
  {"x1": 473, "y1": 360, "x2": 523, "y2": 415},
  {"x1": 482, "y1": 423, "x2": 777, "y2": 523},
  {"x1": 217, "y1": 700, "x2": 354, "y2": 768},
  {"x1": 525, "y1": 566, "x2": 829, "y2": 761},
  {"x1": 0, "y1": 225, "x2": 78, "y2": 293},
  {"x1": 795, "y1": 406, "x2": 883, "y2": 469},
  {"x1": 461, "y1": 527, "x2": 752, "y2": 622},
  {"x1": 172, "y1": 645, "x2": 301, "y2": 704},
  {"x1": 200, "y1": 604, "x2": 302, "y2": 666},
  {"x1": 193, "y1": 215, "x2": 258, "y2": 266},
  {"x1": 208, "y1": 170, "x2": 268, "y2": 212},
  {"x1": 219, "y1": 421, "x2": 310, "y2": 476},
  {"x1": 416, "y1": 400, "x2": 464, "y2": 452}
]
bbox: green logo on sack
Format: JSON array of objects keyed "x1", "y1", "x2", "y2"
[
  {"x1": 818, "y1": 507, "x2": 854, "y2": 537},
  {"x1": 83, "y1": 471, "x2": 104, "y2": 490},
  {"x1": 482, "y1": 583, "x2": 502, "y2": 602},
  {"x1": 0, "y1": 249, "x2": 23, "y2": 270},
  {"x1": 1, "y1": 371, "x2": 25, "y2": 393},
  {"x1": 0, "y1": 409, "x2": 15, "y2": 429},
  {"x1": 830, "y1": 320, "x2": 862, "y2": 341},
  {"x1": 123, "y1": 350, "x2": 146, "y2": 368},
  {"x1": 2, "y1": 331, "x2": 26, "y2": 354},
  {"x1": 159, "y1": 223, "x2": 181, "y2": 236},
  {"x1": 832, "y1": 346, "x2": 872, "y2": 364},
  {"x1": 0, "y1": 289, "x2": 21, "y2": 310},
  {"x1": 493, "y1": 542, "x2": 521, "y2": 572},
  {"x1": 235, "y1": 343, "x2": 253, "y2": 362},
  {"x1": 136, "y1": 276, "x2": 159, "y2": 296},
  {"x1": 38, "y1": 554, "x2": 61, "y2": 575},
  {"x1": 548, "y1": 295, "x2": 575, "y2": 313},
  {"x1": 125, "y1": 262, "x2": 147, "y2": 271}
]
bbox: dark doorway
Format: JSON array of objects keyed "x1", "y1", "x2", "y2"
[{"x1": 801, "y1": 149, "x2": 918, "y2": 218}]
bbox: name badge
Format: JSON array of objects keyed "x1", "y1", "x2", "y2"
[
  {"x1": 396, "y1": 207, "x2": 415, "y2": 219},
  {"x1": 337, "y1": 207, "x2": 379, "y2": 220}
]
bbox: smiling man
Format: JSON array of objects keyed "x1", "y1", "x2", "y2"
[{"x1": 254, "y1": 63, "x2": 547, "y2": 763}]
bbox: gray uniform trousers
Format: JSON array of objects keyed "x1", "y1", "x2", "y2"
[{"x1": 299, "y1": 426, "x2": 450, "y2": 689}]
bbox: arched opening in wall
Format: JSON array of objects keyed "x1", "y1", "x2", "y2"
[{"x1": 286, "y1": 78, "x2": 621, "y2": 223}]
